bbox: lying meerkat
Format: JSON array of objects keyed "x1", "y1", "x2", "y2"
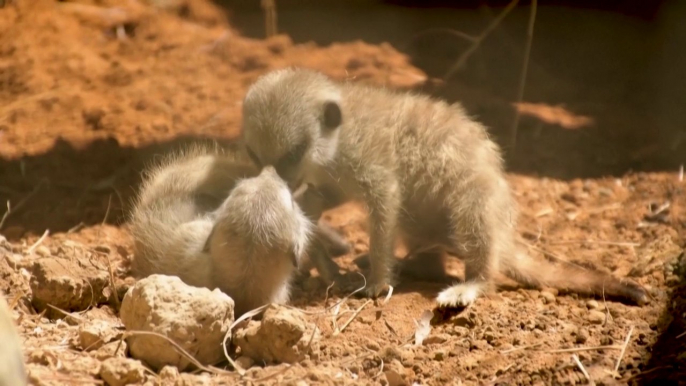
[
  {"x1": 0, "y1": 292, "x2": 27, "y2": 386},
  {"x1": 240, "y1": 67, "x2": 648, "y2": 307},
  {"x1": 129, "y1": 145, "x2": 346, "y2": 315}
]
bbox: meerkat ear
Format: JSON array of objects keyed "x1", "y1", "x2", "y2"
[{"x1": 322, "y1": 101, "x2": 342, "y2": 131}]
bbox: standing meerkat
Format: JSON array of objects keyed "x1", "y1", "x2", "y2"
[
  {"x1": 0, "y1": 292, "x2": 27, "y2": 386},
  {"x1": 240, "y1": 67, "x2": 648, "y2": 307},
  {"x1": 129, "y1": 145, "x2": 346, "y2": 316}
]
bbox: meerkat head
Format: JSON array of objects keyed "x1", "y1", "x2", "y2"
[
  {"x1": 241, "y1": 68, "x2": 343, "y2": 189},
  {"x1": 221, "y1": 166, "x2": 312, "y2": 267}
]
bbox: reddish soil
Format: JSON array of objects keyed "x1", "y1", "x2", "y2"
[{"x1": 1, "y1": 0, "x2": 685, "y2": 385}]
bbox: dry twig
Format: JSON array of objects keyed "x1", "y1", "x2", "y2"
[
  {"x1": 544, "y1": 345, "x2": 622, "y2": 353},
  {"x1": 0, "y1": 180, "x2": 45, "y2": 230},
  {"x1": 572, "y1": 354, "x2": 594, "y2": 385},
  {"x1": 28, "y1": 229, "x2": 50, "y2": 255},
  {"x1": 333, "y1": 299, "x2": 372, "y2": 336},
  {"x1": 443, "y1": 0, "x2": 520, "y2": 81},
  {"x1": 510, "y1": 0, "x2": 538, "y2": 148},
  {"x1": 614, "y1": 326, "x2": 634, "y2": 374}
]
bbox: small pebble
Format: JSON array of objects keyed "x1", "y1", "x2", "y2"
[
  {"x1": 540, "y1": 291, "x2": 556, "y2": 304},
  {"x1": 587, "y1": 310, "x2": 606, "y2": 325},
  {"x1": 34, "y1": 245, "x2": 51, "y2": 257},
  {"x1": 586, "y1": 300, "x2": 600, "y2": 310},
  {"x1": 575, "y1": 328, "x2": 589, "y2": 344},
  {"x1": 235, "y1": 356, "x2": 255, "y2": 369}
]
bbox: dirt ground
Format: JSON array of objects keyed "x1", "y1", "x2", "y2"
[{"x1": 1, "y1": 0, "x2": 685, "y2": 385}]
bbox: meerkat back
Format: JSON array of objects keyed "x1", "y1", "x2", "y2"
[{"x1": 129, "y1": 145, "x2": 256, "y2": 288}]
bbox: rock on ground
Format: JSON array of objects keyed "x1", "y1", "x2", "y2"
[
  {"x1": 30, "y1": 258, "x2": 110, "y2": 317},
  {"x1": 79, "y1": 320, "x2": 120, "y2": 351},
  {"x1": 99, "y1": 357, "x2": 146, "y2": 386},
  {"x1": 119, "y1": 274, "x2": 234, "y2": 371},
  {"x1": 234, "y1": 304, "x2": 320, "y2": 364}
]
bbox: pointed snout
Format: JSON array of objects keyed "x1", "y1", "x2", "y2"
[{"x1": 259, "y1": 165, "x2": 278, "y2": 177}]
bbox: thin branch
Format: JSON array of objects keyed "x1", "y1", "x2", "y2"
[
  {"x1": 572, "y1": 354, "x2": 594, "y2": 385},
  {"x1": 510, "y1": 0, "x2": 538, "y2": 149},
  {"x1": 614, "y1": 326, "x2": 634, "y2": 373},
  {"x1": 443, "y1": 0, "x2": 520, "y2": 81}
]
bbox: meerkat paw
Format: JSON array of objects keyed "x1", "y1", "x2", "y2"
[
  {"x1": 436, "y1": 282, "x2": 484, "y2": 308},
  {"x1": 357, "y1": 277, "x2": 395, "y2": 299}
]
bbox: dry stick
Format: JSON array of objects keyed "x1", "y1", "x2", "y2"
[
  {"x1": 261, "y1": 0, "x2": 277, "y2": 37},
  {"x1": 510, "y1": 0, "x2": 538, "y2": 149},
  {"x1": 124, "y1": 330, "x2": 235, "y2": 376},
  {"x1": 408, "y1": 27, "x2": 477, "y2": 44},
  {"x1": 105, "y1": 254, "x2": 120, "y2": 311},
  {"x1": 547, "y1": 239, "x2": 640, "y2": 247},
  {"x1": 614, "y1": 326, "x2": 634, "y2": 374},
  {"x1": 333, "y1": 299, "x2": 372, "y2": 336},
  {"x1": 222, "y1": 303, "x2": 270, "y2": 376},
  {"x1": 500, "y1": 342, "x2": 543, "y2": 354},
  {"x1": 36, "y1": 375, "x2": 104, "y2": 385},
  {"x1": 0, "y1": 201, "x2": 10, "y2": 230},
  {"x1": 101, "y1": 194, "x2": 112, "y2": 226},
  {"x1": 0, "y1": 181, "x2": 44, "y2": 230},
  {"x1": 676, "y1": 331, "x2": 686, "y2": 339},
  {"x1": 544, "y1": 345, "x2": 622, "y2": 353},
  {"x1": 27, "y1": 229, "x2": 50, "y2": 255},
  {"x1": 44, "y1": 304, "x2": 86, "y2": 323},
  {"x1": 443, "y1": 0, "x2": 520, "y2": 81},
  {"x1": 624, "y1": 365, "x2": 673, "y2": 382},
  {"x1": 572, "y1": 354, "x2": 594, "y2": 384}
]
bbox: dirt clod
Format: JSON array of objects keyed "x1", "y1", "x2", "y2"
[
  {"x1": 119, "y1": 274, "x2": 234, "y2": 371},
  {"x1": 79, "y1": 320, "x2": 120, "y2": 351},
  {"x1": 99, "y1": 357, "x2": 147, "y2": 386},
  {"x1": 30, "y1": 257, "x2": 110, "y2": 317},
  {"x1": 233, "y1": 304, "x2": 320, "y2": 364},
  {"x1": 587, "y1": 310, "x2": 607, "y2": 325}
]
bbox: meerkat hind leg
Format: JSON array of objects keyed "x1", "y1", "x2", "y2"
[
  {"x1": 436, "y1": 224, "x2": 497, "y2": 308},
  {"x1": 305, "y1": 236, "x2": 343, "y2": 284}
]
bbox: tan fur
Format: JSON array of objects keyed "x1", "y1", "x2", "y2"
[
  {"x1": 0, "y1": 292, "x2": 27, "y2": 386},
  {"x1": 129, "y1": 144, "x2": 345, "y2": 316},
  {"x1": 240, "y1": 68, "x2": 648, "y2": 307}
]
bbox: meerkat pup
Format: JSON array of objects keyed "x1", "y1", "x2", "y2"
[
  {"x1": 129, "y1": 145, "x2": 345, "y2": 315},
  {"x1": 0, "y1": 292, "x2": 27, "y2": 386},
  {"x1": 240, "y1": 67, "x2": 648, "y2": 307}
]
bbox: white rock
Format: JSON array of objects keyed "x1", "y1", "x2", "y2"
[
  {"x1": 99, "y1": 357, "x2": 146, "y2": 386},
  {"x1": 119, "y1": 274, "x2": 234, "y2": 371}
]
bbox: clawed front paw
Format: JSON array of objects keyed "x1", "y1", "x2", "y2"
[{"x1": 354, "y1": 279, "x2": 391, "y2": 299}]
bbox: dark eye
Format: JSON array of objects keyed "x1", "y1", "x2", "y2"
[
  {"x1": 245, "y1": 146, "x2": 262, "y2": 167},
  {"x1": 275, "y1": 140, "x2": 308, "y2": 175}
]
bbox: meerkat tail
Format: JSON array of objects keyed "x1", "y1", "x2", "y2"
[{"x1": 500, "y1": 249, "x2": 649, "y2": 305}]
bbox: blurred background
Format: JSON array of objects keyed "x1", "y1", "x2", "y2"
[{"x1": 222, "y1": 0, "x2": 686, "y2": 179}]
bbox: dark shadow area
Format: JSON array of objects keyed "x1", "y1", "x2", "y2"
[
  {"x1": 219, "y1": 0, "x2": 686, "y2": 180},
  {"x1": 0, "y1": 135, "x2": 243, "y2": 238},
  {"x1": 634, "y1": 264, "x2": 686, "y2": 385}
]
